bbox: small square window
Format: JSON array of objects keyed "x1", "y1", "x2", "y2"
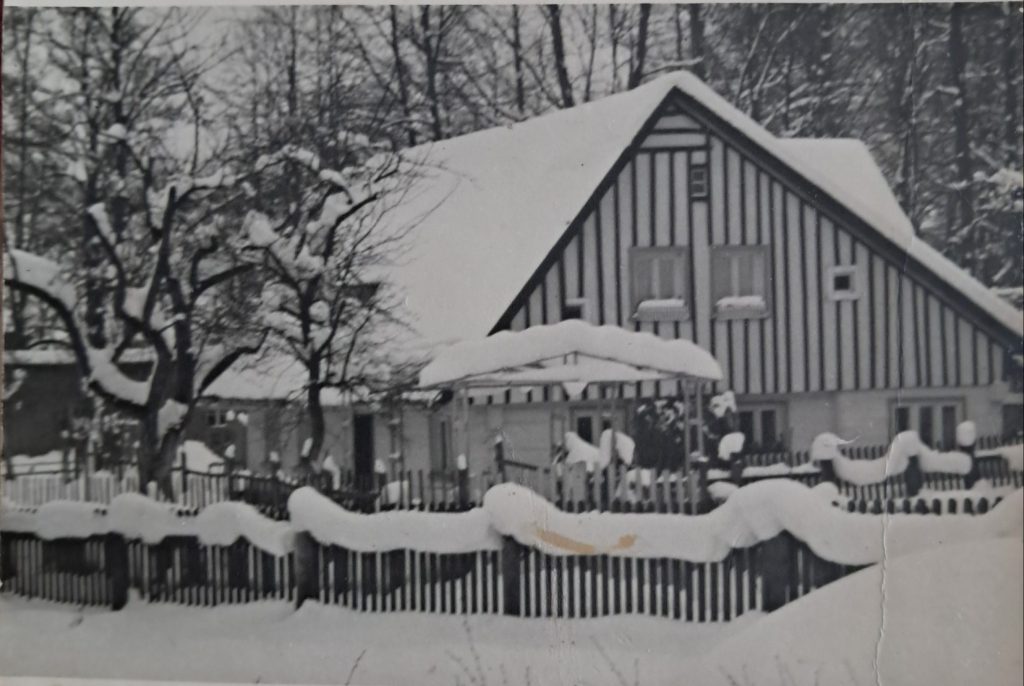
[
  {"x1": 689, "y1": 165, "x2": 709, "y2": 199},
  {"x1": 827, "y1": 265, "x2": 859, "y2": 301},
  {"x1": 561, "y1": 297, "x2": 588, "y2": 321}
]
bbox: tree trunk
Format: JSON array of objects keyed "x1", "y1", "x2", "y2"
[
  {"x1": 1002, "y1": 3, "x2": 1020, "y2": 165},
  {"x1": 420, "y1": 7, "x2": 444, "y2": 140},
  {"x1": 546, "y1": 5, "x2": 575, "y2": 108},
  {"x1": 627, "y1": 4, "x2": 652, "y2": 89},
  {"x1": 389, "y1": 6, "x2": 417, "y2": 146},
  {"x1": 511, "y1": 5, "x2": 525, "y2": 115},
  {"x1": 609, "y1": 5, "x2": 620, "y2": 90},
  {"x1": 688, "y1": 4, "x2": 707, "y2": 81},
  {"x1": 674, "y1": 5, "x2": 683, "y2": 63},
  {"x1": 306, "y1": 382, "x2": 326, "y2": 469},
  {"x1": 139, "y1": 416, "x2": 177, "y2": 501},
  {"x1": 949, "y1": 4, "x2": 975, "y2": 273}
]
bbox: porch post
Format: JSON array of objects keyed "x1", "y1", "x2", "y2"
[
  {"x1": 462, "y1": 385, "x2": 471, "y2": 469},
  {"x1": 696, "y1": 382, "x2": 707, "y2": 459},
  {"x1": 682, "y1": 379, "x2": 692, "y2": 473}
]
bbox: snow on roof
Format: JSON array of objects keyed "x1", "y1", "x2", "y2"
[
  {"x1": 383, "y1": 70, "x2": 1022, "y2": 349},
  {"x1": 418, "y1": 320, "x2": 723, "y2": 388},
  {"x1": 203, "y1": 355, "x2": 346, "y2": 405},
  {"x1": 384, "y1": 78, "x2": 671, "y2": 351},
  {"x1": 774, "y1": 138, "x2": 916, "y2": 239}
]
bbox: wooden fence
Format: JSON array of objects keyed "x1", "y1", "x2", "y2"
[
  {"x1": 0, "y1": 477, "x2": 1008, "y2": 620},
  {"x1": 0, "y1": 527, "x2": 857, "y2": 621},
  {"x1": 844, "y1": 494, "x2": 1004, "y2": 515},
  {"x1": 5, "y1": 436, "x2": 1021, "y2": 517}
]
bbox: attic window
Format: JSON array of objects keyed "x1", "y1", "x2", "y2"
[
  {"x1": 689, "y1": 165, "x2": 709, "y2": 199},
  {"x1": 826, "y1": 265, "x2": 860, "y2": 301},
  {"x1": 561, "y1": 297, "x2": 588, "y2": 321}
]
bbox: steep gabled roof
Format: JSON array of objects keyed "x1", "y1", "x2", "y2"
[{"x1": 383, "y1": 71, "x2": 1022, "y2": 352}]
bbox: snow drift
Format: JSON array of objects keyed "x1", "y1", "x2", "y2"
[{"x1": 704, "y1": 538, "x2": 1023, "y2": 686}]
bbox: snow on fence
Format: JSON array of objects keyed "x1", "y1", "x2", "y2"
[
  {"x1": 4, "y1": 435, "x2": 1021, "y2": 519},
  {"x1": 2, "y1": 482, "x2": 1020, "y2": 622}
]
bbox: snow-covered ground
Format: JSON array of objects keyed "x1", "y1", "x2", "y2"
[
  {"x1": 1, "y1": 539, "x2": 1019, "y2": 686},
  {"x1": 0, "y1": 594, "x2": 747, "y2": 686}
]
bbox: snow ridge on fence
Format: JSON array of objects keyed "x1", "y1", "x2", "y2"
[
  {"x1": 5, "y1": 482, "x2": 1023, "y2": 568},
  {"x1": 0, "y1": 496, "x2": 293, "y2": 556},
  {"x1": 288, "y1": 487, "x2": 501, "y2": 553},
  {"x1": 482, "y1": 481, "x2": 1024, "y2": 566}
]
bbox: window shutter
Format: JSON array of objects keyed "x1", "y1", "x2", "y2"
[
  {"x1": 674, "y1": 252, "x2": 687, "y2": 298},
  {"x1": 712, "y1": 251, "x2": 732, "y2": 301},
  {"x1": 633, "y1": 254, "x2": 653, "y2": 306},
  {"x1": 657, "y1": 256, "x2": 675, "y2": 298}
]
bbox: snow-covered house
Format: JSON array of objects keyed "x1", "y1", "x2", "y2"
[
  {"x1": 376, "y1": 70, "x2": 1022, "y2": 470},
  {"x1": 6, "y1": 71, "x2": 1021, "y2": 482}
]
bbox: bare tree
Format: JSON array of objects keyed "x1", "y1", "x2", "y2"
[
  {"x1": 545, "y1": 5, "x2": 575, "y2": 108},
  {"x1": 627, "y1": 4, "x2": 652, "y2": 89},
  {"x1": 4, "y1": 8, "x2": 257, "y2": 497}
]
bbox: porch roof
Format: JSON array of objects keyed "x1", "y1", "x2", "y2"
[{"x1": 417, "y1": 320, "x2": 722, "y2": 390}]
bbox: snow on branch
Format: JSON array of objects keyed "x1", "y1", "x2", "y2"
[{"x1": 4, "y1": 249, "x2": 152, "y2": 409}]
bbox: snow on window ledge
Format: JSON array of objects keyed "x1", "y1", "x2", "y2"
[
  {"x1": 632, "y1": 298, "x2": 688, "y2": 322},
  {"x1": 714, "y1": 295, "x2": 768, "y2": 320}
]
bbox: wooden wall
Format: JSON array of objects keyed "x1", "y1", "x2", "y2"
[{"x1": 494, "y1": 95, "x2": 1010, "y2": 400}]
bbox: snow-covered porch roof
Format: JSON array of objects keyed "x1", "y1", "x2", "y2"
[{"x1": 417, "y1": 320, "x2": 722, "y2": 392}]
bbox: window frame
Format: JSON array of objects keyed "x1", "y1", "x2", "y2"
[
  {"x1": 629, "y1": 246, "x2": 690, "y2": 322},
  {"x1": 889, "y1": 397, "x2": 965, "y2": 449},
  {"x1": 734, "y1": 399, "x2": 788, "y2": 452},
  {"x1": 561, "y1": 297, "x2": 589, "y2": 322},
  {"x1": 826, "y1": 264, "x2": 861, "y2": 302},
  {"x1": 710, "y1": 245, "x2": 771, "y2": 320},
  {"x1": 689, "y1": 164, "x2": 709, "y2": 199}
]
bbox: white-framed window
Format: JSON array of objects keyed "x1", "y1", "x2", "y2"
[
  {"x1": 735, "y1": 401, "x2": 787, "y2": 451},
  {"x1": 689, "y1": 164, "x2": 709, "y2": 199},
  {"x1": 826, "y1": 264, "x2": 860, "y2": 301},
  {"x1": 561, "y1": 297, "x2": 589, "y2": 321},
  {"x1": 630, "y1": 247, "x2": 689, "y2": 321},
  {"x1": 892, "y1": 398, "x2": 964, "y2": 449},
  {"x1": 711, "y1": 246, "x2": 770, "y2": 319}
]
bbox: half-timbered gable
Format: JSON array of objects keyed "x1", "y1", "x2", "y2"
[{"x1": 490, "y1": 90, "x2": 1020, "y2": 415}]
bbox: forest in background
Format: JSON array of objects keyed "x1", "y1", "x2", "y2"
[{"x1": 4, "y1": 4, "x2": 1022, "y2": 294}]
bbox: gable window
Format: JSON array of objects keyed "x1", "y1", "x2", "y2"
[
  {"x1": 826, "y1": 265, "x2": 860, "y2": 301},
  {"x1": 689, "y1": 164, "x2": 709, "y2": 199},
  {"x1": 892, "y1": 399, "x2": 964, "y2": 449},
  {"x1": 561, "y1": 297, "x2": 588, "y2": 321},
  {"x1": 711, "y1": 246, "x2": 770, "y2": 319},
  {"x1": 630, "y1": 247, "x2": 689, "y2": 321}
]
